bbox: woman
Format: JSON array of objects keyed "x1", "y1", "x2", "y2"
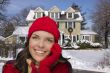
[{"x1": 2, "y1": 16, "x2": 72, "y2": 73}]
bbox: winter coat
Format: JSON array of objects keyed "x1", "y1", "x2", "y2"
[{"x1": 2, "y1": 60, "x2": 71, "y2": 73}]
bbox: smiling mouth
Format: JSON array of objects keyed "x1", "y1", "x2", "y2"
[
  {"x1": 36, "y1": 50, "x2": 44, "y2": 54},
  {"x1": 35, "y1": 50, "x2": 46, "y2": 56}
]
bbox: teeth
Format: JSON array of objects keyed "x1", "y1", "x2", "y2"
[{"x1": 36, "y1": 50, "x2": 44, "y2": 54}]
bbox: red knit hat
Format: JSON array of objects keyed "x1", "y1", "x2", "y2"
[{"x1": 28, "y1": 16, "x2": 60, "y2": 43}]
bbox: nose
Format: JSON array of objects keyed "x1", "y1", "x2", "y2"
[{"x1": 38, "y1": 40, "x2": 44, "y2": 48}]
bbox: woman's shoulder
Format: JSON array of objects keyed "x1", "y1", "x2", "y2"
[
  {"x1": 3, "y1": 60, "x2": 16, "y2": 67},
  {"x1": 58, "y1": 57, "x2": 72, "y2": 67},
  {"x1": 5, "y1": 60, "x2": 16, "y2": 64},
  {"x1": 52, "y1": 61, "x2": 72, "y2": 73},
  {"x1": 2, "y1": 60, "x2": 19, "y2": 73},
  {"x1": 57, "y1": 61, "x2": 71, "y2": 67},
  {"x1": 56, "y1": 59, "x2": 72, "y2": 73}
]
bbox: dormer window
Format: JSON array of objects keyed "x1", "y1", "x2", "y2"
[
  {"x1": 55, "y1": 13, "x2": 59, "y2": 19},
  {"x1": 74, "y1": 14, "x2": 79, "y2": 19},
  {"x1": 67, "y1": 12, "x2": 74, "y2": 19},
  {"x1": 37, "y1": 12, "x2": 41, "y2": 18},
  {"x1": 49, "y1": 6, "x2": 61, "y2": 19},
  {"x1": 51, "y1": 13, "x2": 54, "y2": 18},
  {"x1": 68, "y1": 13, "x2": 72, "y2": 18},
  {"x1": 35, "y1": 12, "x2": 43, "y2": 18},
  {"x1": 50, "y1": 12, "x2": 60, "y2": 19}
]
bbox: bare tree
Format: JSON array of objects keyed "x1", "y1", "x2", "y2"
[
  {"x1": 0, "y1": 0, "x2": 10, "y2": 20},
  {"x1": 0, "y1": 0, "x2": 10, "y2": 36},
  {"x1": 91, "y1": 0, "x2": 110, "y2": 48},
  {"x1": 11, "y1": 6, "x2": 36, "y2": 26},
  {"x1": 3, "y1": 21, "x2": 15, "y2": 37}
]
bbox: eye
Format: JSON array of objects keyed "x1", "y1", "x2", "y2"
[{"x1": 46, "y1": 38, "x2": 54, "y2": 43}]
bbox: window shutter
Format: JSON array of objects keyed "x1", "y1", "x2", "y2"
[
  {"x1": 74, "y1": 22, "x2": 75, "y2": 28},
  {"x1": 65, "y1": 22, "x2": 67, "y2": 29}
]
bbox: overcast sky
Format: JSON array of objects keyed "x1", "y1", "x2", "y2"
[{"x1": 6, "y1": 0, "x2": 98, "y2": 28}]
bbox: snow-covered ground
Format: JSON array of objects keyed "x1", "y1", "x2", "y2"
[
  {"x1": 63, "y1": 49, "x2": 110, "y2": 73},
  {"x1": 0, "y1": 49, "x2": 110, "y2": 73}
]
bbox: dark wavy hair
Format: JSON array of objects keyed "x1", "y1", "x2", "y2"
[{"x1": 14, "y1": 38, "x2": 73, "y2": 73}]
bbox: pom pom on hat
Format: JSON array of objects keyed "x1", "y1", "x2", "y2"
[{"x1": 28, "y1": 16, "x2": 60, "y2": 43}]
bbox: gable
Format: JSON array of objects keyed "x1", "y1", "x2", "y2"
[
  {"x1": 49, "y1": 6, "x2": 61, "y2": 12},
  {"x1": 35, "y1": 7, "x2": 44, "y2": 12},
  {"x1": 66, "y1": 7, "x2": 75, "y2": 13}
]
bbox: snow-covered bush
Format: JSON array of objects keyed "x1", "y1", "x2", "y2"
[
  {"x1": 76, "y1": 40, "x2": 102, "y2": 49},
  {"x1": 62, "y1": 39, "x2": 102, "y2": 49},
  {"x1": 77, "y1": 41, "x2": 91, "y2": 49},
  {"x1": 71, "y1": 43, "x2": 79, "y2": 49}
]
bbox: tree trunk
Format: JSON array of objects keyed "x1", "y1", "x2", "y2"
[{"x1": 104, "y1": 22, "x2": 109, "y2": 48}]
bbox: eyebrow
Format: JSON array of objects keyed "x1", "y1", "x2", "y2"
[
  {"x1": 32, "y1": 34, "x2": 39, "y2": 36},
  {"x1": 32, "y1": 34, "x2": 54, "y2": 40}
]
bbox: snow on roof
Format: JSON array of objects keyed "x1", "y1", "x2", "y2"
[
  {"x1": 75, "y1": 12, "x2": 83, "y2": 21},
  {"x1": 13, "y1": 26, "x2": 29, "y2": 36},
  {"x1": 0, "y1": 36, "x2": 5, "y2": 41},
  {"x1": 81, "y1": 30, "x2": 97, "y2": 35},
  {"x1": 44, "y1": 11, "x2": 48, "y2": 16},
  {"x1": 26, "y1": 7, "x2": 83, "y2": 21},
  {"x1": 26, "y1": 10, "x2": 35, "y2": 21},
  {"x1": 61, "y1": 11, "x2": 65, "y2": 14}
]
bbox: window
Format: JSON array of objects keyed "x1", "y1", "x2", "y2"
[
  {"x1": 68, "y1": 13, "x2": 72, "y2": 18},
  {"x1": 51, "y1": 13, "x2": 54, "y2": 18},
  {"x1": 55, "y1": 13, "x2": 59, "y2": 19},
  {"x1": 74, "y1": 14, "x2": 79, "y2": 19},
  {"x1": 35, "y1": 12, "x2": 43, "y2": 18},
  {"x1": 68, "y1": 22, "x2": 72, "y2": 28},
  {"x1": 50, "y1": 13, "x2": 59, "y2": 19},
  {"x1": 82, "y1": 36, "x2": 90, "y2": 41},
  {"x1": 85, "y1": 36, "x2": 90, "y2": 41},
  {"x1": 67, "y1": 22, "x2": 75, "y2": 29},
  {"x1": 37, "y1": 12, "x2": 41, "y2": 18}
]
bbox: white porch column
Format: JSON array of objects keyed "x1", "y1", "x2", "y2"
[
  {"x1": 16, "y1": 35, "x2": 19, "y2": 44},
  {"x1": 60, "y1": 33, "x2": 63, "y2": 46}
]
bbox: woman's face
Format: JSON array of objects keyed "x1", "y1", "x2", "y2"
[{"x1": 29, "y1": 31, "x2": 55, "y2": 62}]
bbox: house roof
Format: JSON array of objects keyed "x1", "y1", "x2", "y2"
[
  {"x1": 13, "y1": 26, "x2": 29, "y2": 36},
  {"x1": 26, "y1": 6, "x2": 83, "y2": 21},
  {"x1": 74, "y1": 12, "x2": 83, "y2": 21},
  {"x1": 57, "y1": 12, "x2": 83, "y2": 21},
  {"x1": 26, "y1": 10, "x2": 35, "y2": 21},
  {"x1": 81, "y1": 30, "x2": 97, "y2": 35}
]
